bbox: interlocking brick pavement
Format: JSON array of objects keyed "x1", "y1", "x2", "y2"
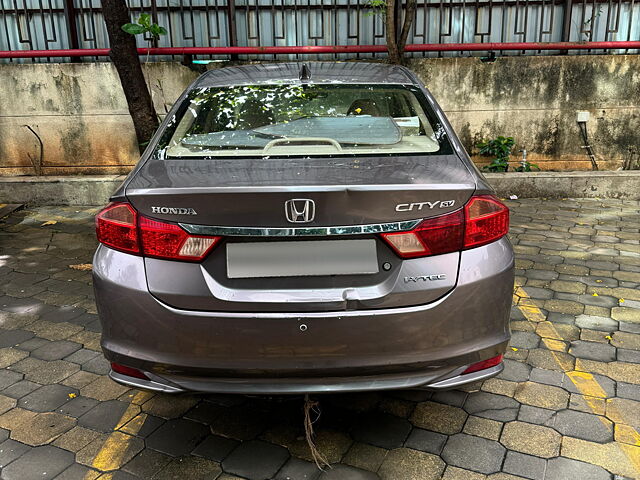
[{"x1": 0, "y1": 199, "x2": 639, "y2": 479}]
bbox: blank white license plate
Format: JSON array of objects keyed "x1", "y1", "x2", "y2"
[{"x1": 226, "y1": 240, "x2": 379, "y2": 279}]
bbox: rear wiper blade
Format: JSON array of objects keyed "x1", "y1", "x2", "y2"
[{"x1": 249, "y1": 130, "x2": 284, "y2": 139}]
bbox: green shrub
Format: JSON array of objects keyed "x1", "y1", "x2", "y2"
[{"x1": 477, "y1": 136, "x2": 515, "y2": 172}]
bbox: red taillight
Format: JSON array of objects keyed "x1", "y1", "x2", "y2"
[
  {"x1": 381, "y1": 195, "x2": 509, "y2": 258},
  {"x1": 95, "y1": 203, "x2": 220, "y2": 261},
  {"x1": 111, "y1": 362, "x2": 149, "y2": 380},
  {"x1": 462, "y1": 354, "x2": 504, "y2": 374},
  {"x1": 139, "y1": 216, "x2": 219, "y2": 261},
  {"x1": 381, "y1": 210, "x2": 464, "y2": 258},
  {"x1": 464, "y1": 195, "x2": 510, "y2": 249},
  {"x1": 95, "y1": 203, "x2": 139, "y2": 254}
]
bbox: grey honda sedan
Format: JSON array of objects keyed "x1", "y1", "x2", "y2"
[{"x1": 93, "y1": 62, "x2": 514, "y2": 394}]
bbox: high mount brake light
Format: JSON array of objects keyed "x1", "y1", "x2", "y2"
[
  {"x1": 95, "y1": 202, "x2": 220, "y2": 261},
  {"x1": 381, "y1": 195, "x2": 509, "y2": 258}
]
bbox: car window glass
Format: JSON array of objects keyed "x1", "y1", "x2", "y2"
[{"x1": 160, "y1": 84, "x2": 450, "y2": 158}]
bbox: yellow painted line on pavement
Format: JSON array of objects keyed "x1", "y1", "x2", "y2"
[
  {"x1": 82, "y1": 287, "x2": 640, "y2": 477},
  {"x1": 515, "y1": 286, "x2": 640, "y2": 474},
  {"x1": 84, "y1": 390, "x2": 151, "y2": 478},
  {"x1": 91, "y1": 431, "x2": 135, "y2": 472}
]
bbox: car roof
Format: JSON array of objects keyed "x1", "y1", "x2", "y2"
[{"x1": 194, "y1": 62, "x2": 418, "y2": 88}]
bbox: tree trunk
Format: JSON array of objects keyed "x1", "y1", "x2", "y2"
[
  {"x1": 397, "y1": 0, "x2": 417, "y2": 58},
  {"x1": 102, "y1": 0, "x2": 158, "y2": 152},
  {"x1": 385, "y1": 0, "x2": 401, "y2": 64},
  {"x1": 386, "y1": 0, "x2": 416, "y2": 65}
]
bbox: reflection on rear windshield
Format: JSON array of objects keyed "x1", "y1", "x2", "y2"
[{"x1": 163, "y1": 84, "x2": 449, "y2": 158}]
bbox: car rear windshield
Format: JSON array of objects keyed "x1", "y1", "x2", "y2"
[{"x1": 159, "y1": 84, "x2": 452, "y2": 158}]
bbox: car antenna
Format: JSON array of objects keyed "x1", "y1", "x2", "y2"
[{"x1": 299, "y1": 63, "x2": 312, "y2": 82}]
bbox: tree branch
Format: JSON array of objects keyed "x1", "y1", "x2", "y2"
[
  {"x1": 398, "y1": 0, "x2": 417, "y2": 56},
  {"x1": 385, "y1": 0, "x2": 400, "y2": 64}
]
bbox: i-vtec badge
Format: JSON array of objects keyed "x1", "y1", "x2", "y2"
[
  {"x1": 150, "y1": 206, "x2": 197, "y2": 215},
  {"x1": 395, "y1": 200, "x2": 455, "y2": 212},
  {"x1": 404, "y1": 274, "x2": 447, "y2": 283}
]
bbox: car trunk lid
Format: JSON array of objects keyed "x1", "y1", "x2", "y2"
[
  {"x1": 126, "y1": 155, "x2": 475, "y2": 226},
  {"x1": 126, "y1": 154, "x2": 476, "y2": 312}
]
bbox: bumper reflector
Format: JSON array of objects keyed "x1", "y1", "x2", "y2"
[
  {"x1": 111, "y1": 362, "x2": 149, "y2": 380},
  {"x1": 462, "y1": 354, "x2": 504, "y2": 375}
]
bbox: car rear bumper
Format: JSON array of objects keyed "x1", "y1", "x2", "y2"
[
  {"x1": 108, "y1": 363, "x2": 504, "y2": 394},
  {"x1": 93, "y1": 238, "x2": 514, "y2": 394}
]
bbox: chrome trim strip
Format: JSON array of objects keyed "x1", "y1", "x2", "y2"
[
  {"x1": 425, "y1": 363, "x2": 504, "y2": 390},
  {"x1": 129, "y1": 184, "x2": 474, "y2": 194},
  {"x1": 180, "y1": 219, "x2": 422, "y2": 237},
  {"x1": 109, "y1": 371, "x2": 185, "y2": 393}
]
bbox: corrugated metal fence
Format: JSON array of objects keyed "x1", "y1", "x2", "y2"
[{"x1": 1, "y1": 0, "x2": 639, "y2": 62}]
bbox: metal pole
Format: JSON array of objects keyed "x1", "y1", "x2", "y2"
[
  {"x1": 3, "y1": 41, "x2": 640, "y2": 58},
  {"x1": 226, "y1": 0, "x2": 238, "y2": 61},
  {"x1": 62, "y1": 0, "x2": 80, "y2": 62},
  {"x1": 151, "y1": 0, "x2": 159, "y2": 48},
  {"x1": 560, "y1": 0, "x2": 573, "y2": 54},
  {"x1": 395, "y1": 0, "x2": 402, "y2": 46}
]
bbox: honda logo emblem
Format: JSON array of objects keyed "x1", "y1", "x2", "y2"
[{"x1": 285, "y1": 199, "x2": 315, "y2": 223}]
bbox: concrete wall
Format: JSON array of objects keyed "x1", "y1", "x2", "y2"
[
  {"x1": 408, "y1": 55, "x2": 640, "y2": 171},
  {"x1": 0, "y1": 62, "x2": 200, "y2": 176},
  {"x1": 3, "y1": 171, "x2": 638, "y2": 206},
  {"x1": 1, "y1": 55, "x2": 639, "y2": 175}
]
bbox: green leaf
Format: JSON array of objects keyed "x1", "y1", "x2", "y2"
[
  {"x1": 524, "y1": 162, "x2": 540, "y2": 171},
  {"x1": 122, "y1": 23, "x2": 146, "y2": 35},
  {"x1": 483, "y1": 157, "x2": 509, "y2": 172},
  {"x1": 476, "y1": 135, "x2": 515, "y2": 163},
  {"x1": 149, "y1": 24, "x2": 168, "y2": 39},
  {"x1": 138, "y1": 13, "x2": 152, "y2": 28}
]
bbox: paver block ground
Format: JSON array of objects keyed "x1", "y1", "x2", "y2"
[{"x1": 0, "y1": 200, "x2": 639, "y2": 479}]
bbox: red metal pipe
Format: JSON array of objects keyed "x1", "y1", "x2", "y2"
[
  {"x1": 0, "y1": 48, "x2": 110, "y2": 58},
  {"x1": 1, "y1": 41, "x2": 639, "y2": 59},
  {"x1": 405, "y1": 41, "x2": 640, "y2": 51}
]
